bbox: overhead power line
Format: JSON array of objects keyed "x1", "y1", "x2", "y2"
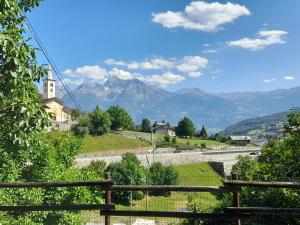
[{"x1": 23, "y1": 15, "x2": 83, "y2": 112}]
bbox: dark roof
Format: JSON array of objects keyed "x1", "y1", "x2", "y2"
[{"x1": 42, "y1": 97, "x2": 64, "y2": 105}]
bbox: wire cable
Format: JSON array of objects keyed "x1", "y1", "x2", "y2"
[{"x1": 23, "y1": 15, "x2": 83, "y2": 112}]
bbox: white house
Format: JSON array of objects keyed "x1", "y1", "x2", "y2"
[{"x1": 153, "y1": 122, "x2": 176, "y2": 137}]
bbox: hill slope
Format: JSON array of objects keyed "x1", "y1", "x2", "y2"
[{"x1": 220, "y1": 111, "x2": 292, "y2": 136}]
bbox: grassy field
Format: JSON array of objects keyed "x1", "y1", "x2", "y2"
[
  {"x1": 175, "y1": 138, "x2": 228, "y2": 148},
  {"x1": 116, "y1": 162, "x2": 222, "y2": 212},
  {"x1": 81, "y1": 134, "x2": 151, "y2": 153},
  {"x1": 124, "y1": 130, "x2": 229, "y2": 148},
  {"x1": 175, "y1": 162, "x2": 223, "y2": 186}
]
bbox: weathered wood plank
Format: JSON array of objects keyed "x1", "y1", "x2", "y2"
[
  {"x1": 100, "y1": 210, "x2": 252, "y2": 220},
  {"x1": 226, "y1": 207, "x2": 300, "y2": 215},
  {"x1": 0, "y1": 204, "x2": 115, "y2": 212},
  {"x1": 224, "y1": 180, "x2": 300, "y2": 189},
  {"x1": 0, "y1": 180, "x2": 113, "y2": 188},
  {"x1": 109, "y1": 185, "x2": 241, "y2": 192}
]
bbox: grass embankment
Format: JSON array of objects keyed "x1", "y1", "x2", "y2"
[
  {"x1": 116, "y1": 162, "x2": 222, "y2": 212},
  {"x1": 124, "y1": 130, "x2": 228, "y2": 148},
  {"x1": 81, "y1": 134, "x2": 151, "y2": 153}
]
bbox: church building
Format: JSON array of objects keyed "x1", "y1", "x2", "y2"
[{"x1": 42, "y1": 66, "x2": 72, "y2": 122}]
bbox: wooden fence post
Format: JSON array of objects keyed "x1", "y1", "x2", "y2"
[
  {"x1": 232, "y1": 173, "x2": 241, "y2": 225},
  {"x1": 105, "y1": 172, "x2": 112, "y2": 225}
]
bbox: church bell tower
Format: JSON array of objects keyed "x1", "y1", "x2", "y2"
[{"x1": 43, "y1": 65, "x2": 56, "y2": 99}]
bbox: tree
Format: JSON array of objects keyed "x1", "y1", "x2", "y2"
[
  {"x1": 214, "y1": 111, "x2": 300, "y2": 225},
  {"x1": 141, "y1": 118, "x2": 151, "y2": 133},
  {"x1": 197, "y1": 126, "x2": 208, "y2": 139},
  {"x1": 107, "y1": 105, "x2": 133, "y2": 131},
  {"x1": 90, "y1": 106, "x2": 111, "y2": 135},
  {"x1": 72, "y1": 113, "x2": 91, "y2": 137},
  {"x1": 175, "y1": 117, "x2": 196, "y2": 137},
  {"x1": 0, "y1": 0, "x2": 50, "y2": 183},
  {"x1": 284, "y1": 110, "x2": 300, "y2": 136},
  {"x1": 71, "y1": 108, "x2": 81, "y2": 120},
  {"x1": 0, "y1": 2, "x2": 102, "y2": 223},
  {"x1": 106, "y1": 153, "x2": 146, "y2": 204}
]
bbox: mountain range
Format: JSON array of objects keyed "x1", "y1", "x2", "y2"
[{"x1": 61, "y1": 76, "x2": 300, "y2": 132}]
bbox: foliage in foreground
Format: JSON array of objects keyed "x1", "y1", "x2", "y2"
[
  {"x1": 184, "y1": 111, "x2": 300, "y2": 225},
  {"x1": 0, "y1": 1, "x2": 105, "y2": 224}
]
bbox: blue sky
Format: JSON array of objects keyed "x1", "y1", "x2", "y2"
[{"x1": 28, "y1": 0, "x2": 300, "y2": 93}]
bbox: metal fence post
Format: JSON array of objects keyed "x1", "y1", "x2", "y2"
[
  {"x1": 232, "y1": 173, "x2": 241, "y2": 225},
  {"x1": 105, "y1": 172, "x2": 112, "y2": 225}
]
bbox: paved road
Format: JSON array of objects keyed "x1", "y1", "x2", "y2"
[{"x1": 76, "y1": 147, "x2": 260, "y2": 174}]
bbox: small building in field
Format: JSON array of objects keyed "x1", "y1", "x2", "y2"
[
  {"x1": 42, "y1": 66, "x2": 73, "y2": 130},
  {"x1": 251, "y1": 137, "x2": 268, "y2": 147},
  {"x1": 228, "y1": 135, "x2": 252, "y2": 146},
  {"x1": 152, "y1": 122, "x2": 176, "y2": 137}
]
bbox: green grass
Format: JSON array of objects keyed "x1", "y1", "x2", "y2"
[
  {"x1": 81, "y1": 134, "x2": 151, "y2": 153},
  {"x1": 116, "y1": 162, "x2": 222, "y2": 212},
  {"x1": 175, "y1": 138, "x2": 228, "y2": 148},
  {"x1": 124, "y1": 130, "x2": 229, "y2": 148},
  {"x1": 175, "y1": 162, "x2": 223, "y2": 186}
]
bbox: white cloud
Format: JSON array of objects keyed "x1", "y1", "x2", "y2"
[
  {"x1": 137, "y1": 71, "x2": 185, "y2": 87},
  {"x1": 128, "y1": 58, "x2": 175, "y2": 70},
  {"x1": 63, "y1": 69, "x2": 73, "y2": 76},
  {"x1": 177, "y1": 56, "x2": 208, "y2": 73},
  {"x1": 63, "y1": 65, "x2": 108, "y2": 82},
  {"x1": 64, "y1": 78, "x2": 84, "y2": 86},
  {"x1": 109, "y1": 68, "x2": 133, "y2": 80},
  {"x1": 152, "y1": 1, "x2": 250, "y2": 32},
  {"x1": 202, "y1": 49, "x2": 217, "y2": 54},
  {"x1": 263, "y1": 78, "x2": 276, "y2": 83},
  {"x1": 284, "y1": 75, "x2": 295, "y2": 80},
  {"x1": 104, "y1": 59, "x2": 127, "y2": 66},
  {"x1": 228, "y1": 29, "x2": 288, "y2": 51},
  {"x1": 188, "y1": 71, "x2": 202, "y2": 77}
]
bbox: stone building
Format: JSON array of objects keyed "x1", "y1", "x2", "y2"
[
  {"x1": 42, "y1": 66, "x2": 72, "y2": 130},
  {"x1": 153, "y1": 122, "x2": 176, "y2": 137}
]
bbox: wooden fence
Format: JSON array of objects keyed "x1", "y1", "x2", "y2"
[{"x1": 0, "y1": 172, "x2": 300, "y2": 225}]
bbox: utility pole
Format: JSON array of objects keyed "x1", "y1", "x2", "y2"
[{"x1": 151, "y1": 128, "x2": 155, "y2": 163}]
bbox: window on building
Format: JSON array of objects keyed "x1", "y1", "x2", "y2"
[
  {"x1": 50, "y1": 83, "x2": 53, "y2": 87},
  {"x1": 50, "y1": 88, "x2": 53, "y2": 93}
]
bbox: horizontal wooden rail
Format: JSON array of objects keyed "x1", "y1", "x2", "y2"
[
  {"x1": 224, "y1": 180, "x2": 300, "y2": 189},
  {"x1": 0, "y1": 204, "x2": 115, "y2": 212},
  {"x1": 0, "y1": 180, "x2": 113, "y2": 189},
  {"x1": 100, "y1": 210, "x2": 252, "y2": 220},
  {"x1": 109, "y1": 185, "x2": 241, "y2": 192},
  {"x1": 226, "y1": 207, "x2": 300, "y2": 215}
]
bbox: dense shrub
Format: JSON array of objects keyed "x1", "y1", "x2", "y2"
[
  {"x1": 106, "y1": 153, "x2": 146, "y2": 204},
  {"x1": 148, "y1": 162, "x2": 179, "y2": 196},
  {"x1": 72, "y1": 114, "x2": 90, "y2": 137},
  {"x1": 164, "y1": 135, "x2": 171, "y2": 142}
]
